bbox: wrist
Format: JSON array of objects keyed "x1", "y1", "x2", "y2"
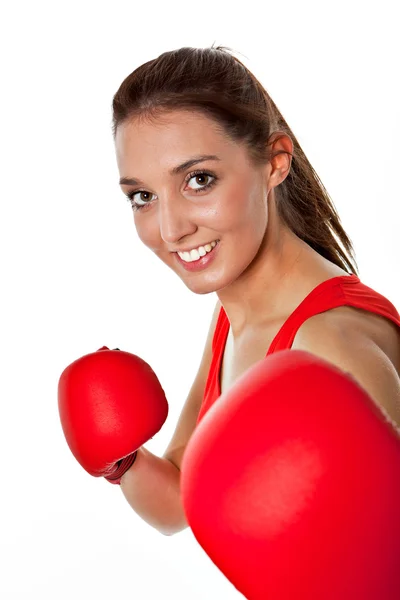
[{"x1": 104, "y1": 452, "x2": 138, "y2": 485}]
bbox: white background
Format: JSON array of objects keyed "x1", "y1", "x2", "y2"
[{"x1": 0, "y1": 1, "x2": 398, "y2": 598}]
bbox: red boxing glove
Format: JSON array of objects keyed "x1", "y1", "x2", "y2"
[
  {"x1": 181, "y1": 349, "x2": 400, "y2": 599},
  {"x1": 58, "y1": 346, "x2": 168, "y2": 484}
]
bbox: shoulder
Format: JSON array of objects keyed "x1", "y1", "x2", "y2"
[{"x1": 292, "y1": 307, "x2": 400, "y2": 431}]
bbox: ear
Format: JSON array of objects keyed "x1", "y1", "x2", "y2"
[{"x1": 267, "y1": 132, "x2": 294, "y2": 190}]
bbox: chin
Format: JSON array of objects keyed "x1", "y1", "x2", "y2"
[
  {"x1": 180, "y1": 270, "x2": 240, "y2": 296},
  {"x1": 181, "y1": 278, "x2": 218, "y2": 296}
]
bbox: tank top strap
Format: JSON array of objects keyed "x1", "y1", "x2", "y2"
[
  {"x1": 202, "y1": 305, "x2": 229, "y2": 405},
  {"x1": 267, "y1": 274, "x2": 400, "y2": 355},
  {"x1": 212, "y1": 304, "x2": 230, "y2": 353}
]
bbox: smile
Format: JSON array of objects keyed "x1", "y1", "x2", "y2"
[{"x1": 177, "y1": 240, "x2": 218, "y2": 263}]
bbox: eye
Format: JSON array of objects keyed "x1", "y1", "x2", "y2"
[
  {"x1": 186, "y1": 171, "x2": 216, "y2": 191},
  {"x1": 124, "y1": 169, "x2": 217, "y2": 211},
  {"x1": 125, "y1": 190, "x2": 157, "y2": 211}
]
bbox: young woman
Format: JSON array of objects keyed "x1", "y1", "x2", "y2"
[{"x1": 59, "y1": 46, "x2": 400, "y2": 540}]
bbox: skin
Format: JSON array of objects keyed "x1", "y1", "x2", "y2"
[
  {"x1": 115, "y1": 107, "x2": 400, "y2": 438},
  {"x1": 116, "y1": 109, "x2": 400, "y2": 540},
  {"x1": 115, "y1": 109, "x2": 347, "y2": 339}
]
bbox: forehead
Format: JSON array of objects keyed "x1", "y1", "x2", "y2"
[{"x1": 115, "y1": 110, "x2": 232, "y2": 165}]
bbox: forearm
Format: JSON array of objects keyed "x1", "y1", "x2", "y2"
[{"x1": 120, "y1": 446, "x2": 188, "y2": 536}]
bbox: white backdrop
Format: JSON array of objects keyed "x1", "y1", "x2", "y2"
[{"x1": 0, "y1": 1, "x2": 398, "y2": 598}]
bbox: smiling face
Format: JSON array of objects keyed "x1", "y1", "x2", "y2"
[{"x1": 115, "y1": 109, "x2": 272, "y2": 295}]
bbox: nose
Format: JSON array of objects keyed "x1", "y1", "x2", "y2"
[{"x1": 158, "y1": 193, "x2": 197, "y2": 244}]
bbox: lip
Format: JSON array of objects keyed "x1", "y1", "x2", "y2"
[{"x1": 174, "y1": 241, "x2": 220, "y2": 272}]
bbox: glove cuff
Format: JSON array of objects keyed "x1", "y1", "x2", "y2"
[{"x1": 104, "y1": 452, "x2": 138, "y2": 485}]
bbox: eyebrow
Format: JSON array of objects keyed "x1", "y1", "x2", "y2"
[{"x1": 119, "y1": 154, "x2": 221, "y2": 186}]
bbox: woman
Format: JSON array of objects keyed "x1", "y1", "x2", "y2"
[
  {"x1": 113, "y1": 43, "x2": 400, "y2": 478},
  {"x1": 59, "y1": 46, "x2": 400, "y2": 539}
]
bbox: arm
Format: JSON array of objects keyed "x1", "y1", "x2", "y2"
[
  {"x1": 120, "y1": 300, "x2": 222, "y2": 536},
  {"x1": 120, "y1": 446, "x2": 184, "y2": 536},
  {"x1": 292, "y1": 312, "x2": 400, "y2": 431}
]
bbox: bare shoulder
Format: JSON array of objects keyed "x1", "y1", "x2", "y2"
[
  {"x1": 296, "y1": 305, "x2": 400, "y2": 372},
  {"x1": 292, "y1": 307, "x2": 400, "y2": 431}
]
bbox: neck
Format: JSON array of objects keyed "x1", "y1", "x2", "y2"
[{"x1": 216, "y1": 199, "x2": 347, "y2": 338}]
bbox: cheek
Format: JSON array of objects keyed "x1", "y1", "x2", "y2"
[
  {"x1": 210, "y1": 187, "x2": 246, "y2": 230},
  {"x1": 219, "y1": 181, "x2": 266, "y2": 230}
]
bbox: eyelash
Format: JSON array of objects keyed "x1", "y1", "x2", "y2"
[{"x1": 125, "y1": 169, "x2": 218, "y2": 211}]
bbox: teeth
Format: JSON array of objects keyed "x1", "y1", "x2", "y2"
[{"x1": 178, "y1": 240, "x2": 218, "y2": 263}]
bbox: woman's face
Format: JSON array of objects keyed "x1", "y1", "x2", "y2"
[{"x1": 115, "y1": 110, "x2": 271, "y2": 295}]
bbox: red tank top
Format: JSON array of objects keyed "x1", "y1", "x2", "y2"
[{"x1": 196, "y1": 274, "x2": 400, "y2": 425}]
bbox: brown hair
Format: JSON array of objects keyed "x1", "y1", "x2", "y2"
[{"x1": 112, "y1": 46, "x2": 358, "y2": 275}]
